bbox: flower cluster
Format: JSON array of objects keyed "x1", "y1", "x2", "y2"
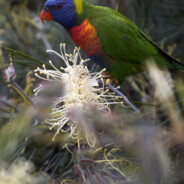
[{"x1": 34, "y1": 44, "x2": 122, "y2": 146}]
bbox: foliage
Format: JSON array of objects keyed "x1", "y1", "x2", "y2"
[{"x1": 0, "y1": 0, "x2": 184, "y2": 184}]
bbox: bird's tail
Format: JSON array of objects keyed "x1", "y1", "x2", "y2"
[{"x1": 156, "y1": 45, "x2": 184, "y2": 69}]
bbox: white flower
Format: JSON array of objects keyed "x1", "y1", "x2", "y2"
[
  {"x1": 34, "y1": 44, "x2": 122, "y2": 147},
  {"x1": 0, "y1": 159, "x2": 34, "y2": 184},
  {"x1": 0, "y1": 158, "x2": 50, "y2": 184}
]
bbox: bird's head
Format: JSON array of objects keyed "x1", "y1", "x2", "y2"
[{"x1": 40, "y1": 0, "x2": 84, "y2": 30}]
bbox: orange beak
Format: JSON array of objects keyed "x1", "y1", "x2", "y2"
[{"x1": 40, "y1": 8, "x2": 53, "y2": 24}]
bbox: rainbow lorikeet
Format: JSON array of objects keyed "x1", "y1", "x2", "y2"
[{"x1": 40, "y1": 0, "x2": 184, "y2": 83}]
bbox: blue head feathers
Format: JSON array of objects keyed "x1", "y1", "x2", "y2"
[{"x1": 42, "y1": 0, "x2": 77, "y2": 30}]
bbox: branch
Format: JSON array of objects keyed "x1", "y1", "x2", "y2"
[
  {"x1": 13, "y1": 82, "x2": 35, "y2": 107},
  {"x1": 107, "y1": 84, "x2": 140, "y2": 114}
]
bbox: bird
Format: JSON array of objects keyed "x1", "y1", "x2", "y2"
[{"x1": 40, "y1": 0, "x2": 184, "y2": 83}]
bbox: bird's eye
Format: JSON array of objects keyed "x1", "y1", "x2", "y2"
[{"x1": 56, "y1": 4, "x2": 63, "y2": 9}]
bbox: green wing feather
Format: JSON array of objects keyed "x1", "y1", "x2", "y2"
[{"x1": 83, "y1": 2, "x2": 183, "y2": 82}]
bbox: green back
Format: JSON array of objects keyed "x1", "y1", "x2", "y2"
[{"x1": 81, "y1": 1, "x2": 178, "y2": 82}]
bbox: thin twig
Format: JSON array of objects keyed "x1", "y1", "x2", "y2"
[
  {"x1": 116, "y1": 0, "x2": 119, "y2": 11},
  {"x1": 13, "y1": 82, "x2": 35, "y2": 107},
  {"x1": 0, "y1": 100, "x2": 19, "y2": 112},
  {"x1": 107, "y1": 84, "x2": 140, "y2": 114},
  {"x1": 0, "y1": 47, "x2": 6, "y2": 69}
]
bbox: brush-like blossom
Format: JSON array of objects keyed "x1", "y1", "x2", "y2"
[{"x1": 34, "y1": 44, "x2": 122, "y2": 147}]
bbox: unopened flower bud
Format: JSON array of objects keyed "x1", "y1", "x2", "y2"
[{"x1": 3, "y1": 63, "x2": 16, "y2": 82}]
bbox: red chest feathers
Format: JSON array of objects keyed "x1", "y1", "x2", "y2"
[{"x1": 69, "y1": 19, "x2": 102, "y2": 56}]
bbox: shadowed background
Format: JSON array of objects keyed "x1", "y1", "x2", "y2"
[{"x1": 0, "y1": 0, "x2": 184, "y2": 184}]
